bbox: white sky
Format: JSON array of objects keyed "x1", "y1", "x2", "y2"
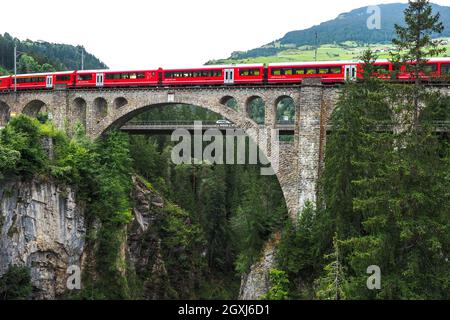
[{"x1": 1, "y1": 0, "x2": 449, "y2": 69}]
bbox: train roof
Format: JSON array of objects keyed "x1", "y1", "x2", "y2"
[
  {"x1": 163, "y1": 64, "x2": 264, "y2": 70},
  {"x1": 12, "y1": 71, "x2": 76, "y2": 77},
  {"x1": 269, "y1": 61, "x2": 357, "y2": 67}
]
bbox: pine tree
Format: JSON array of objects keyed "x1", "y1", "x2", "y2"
[{"x1": 392, "y1": 0, "x2": 446, "y2": 124}]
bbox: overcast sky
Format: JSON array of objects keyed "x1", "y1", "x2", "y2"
[{"x1": 1, "y1": 0, "x2": 449, "y2": 69}]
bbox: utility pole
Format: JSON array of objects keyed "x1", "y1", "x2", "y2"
[
  {"x1": 314, "y1": 32, "x2": 318, "y2": 61},
  {"x1": 81, "y1": 49, "x2": 84, "y2": 70},
  {"x1": 14, "y1": 44, "x2": 17, "y2": 93}
]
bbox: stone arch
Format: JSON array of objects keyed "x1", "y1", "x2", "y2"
[
  {"x1": 93, "y1": 97, "x2": 108, "y2": 123},
  {"x1": 220, "y1": 95, "x2": 238, "y2": 110},
  {"x1": 246, "y1": 96, "x2": 265, "y2": 124},
  {"x1": 275, "y1": 96, "x2": 295, "y2": 124},
  {"x1": 23, "y1": 100, "x2": 47, "y2": 118},
  {"x1": 0, "y1": 100, "x2": 10, "y2": 126},
  {"x1": 114, "y1": 97, "x2": 128, "y2": 109},
  {"x1": 91, "y1": 94, "x2": 298, "y2": 216},
  {"x1": 71, "y1": 97, "x2": 87, "y2": 128}
]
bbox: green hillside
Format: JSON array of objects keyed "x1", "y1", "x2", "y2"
[
  {"x1": 208, "y1": 2, "x2": 450, "y2": 64},
  {"x1": 0, "y1": 33, "x2": 107, "y2": 75},
  {"x1": 207, "y1": 39, "x2": 450, "y2": 65}
]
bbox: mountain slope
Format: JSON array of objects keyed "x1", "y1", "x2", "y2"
[
  {"x1": 0, "y1": 33, "x2": 107, "y2": 75},
  {"x1": 213, "y1": 2, "x2": 450, "y2": 62}
]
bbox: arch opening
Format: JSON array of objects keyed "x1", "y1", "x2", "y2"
[
  {"x1": 23, "y1": 100, "x2": 47, "y2": 118},
  {"x1": 94, "y1": 97, "x2": 108, "y2": 123},
  {"x1": 114, "y1": 97, "x2": 128, "y2": 109},
  {"x1": 220, "y1": 96, "x2": 238, "y2": 111},
  {"x1": 0, "y1": 101, "x2": 11, "y2": 127},
  {"x1": 72, "y1": 98, "x2": 87, "y2": 129},
  {"x1": 246, "y1": 96, "x2": 265, "y2": 125},
  {"x1": 275, "y1": 96, "x2": 295, "y2": 124},
  {"x1": 116, "y1": 102, "x2": 291, "y2": 299}
]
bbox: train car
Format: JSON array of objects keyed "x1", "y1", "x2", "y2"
[
  {"x1": 267, "y1": 61, "x2": 358, "y2": 84},
  {"x1": 162, "y1": 66, "x2": 226, "y2": 86},
  {"x1": 11, "y1": 72, "x2": 54, "y2": 90},
  {"x1": 231, "y1": 64, "x2": 265, "y2": 85},
  {"x1": 0, "y1": 75, "x2": 12, "y2": 91},
  {"x1": 53, "y1": 71, "x2": 77, "y2": 88},
  {"x1": 74, "y1": 70, "x2": 106, "y2": 88},
  {"x1": 394, "y1": 58, "x2": 450, "y2": 81},
  {"x1": 103, "y1": 70, "x2": 160, "y2": 87}
]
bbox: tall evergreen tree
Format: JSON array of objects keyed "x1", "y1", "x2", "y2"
[{"x1": 392, "y1": 0, "x2": 446, "y2": 124}]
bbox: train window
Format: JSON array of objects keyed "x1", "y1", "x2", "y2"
[
  {"x1": 56, "y1": 75, "x2": 71, "y2": 81},
  {"x1": 78, "y1": 74, "x2": 93, "y2": 81},
  {"x1": 240, "y1": 70, "x2": 249, "y2": 76},
  {"x1": 16, "y1": 77, "x2": 45, "y2": 83},
  {"x1": 284, "y1": 69, "x2": 292, "y2": 75},
  {"x1": 407, "y1": 63, "x2": 438, "y2": 73},
  {"x1": 441, "y1": 64, "x2": 450, "y2": 75},
  {"x1": 240, "y1": 69, "x2": 260, "y2": 76},
  {"x1": 152, "y1": 72, "x2": 155, "y2": 76},
  {"x1": 374, "y1": 65, "x2": 389, "y2": 73},
  {"x1": 423, "y1": 64, "x2": 438, "y2": 73},
  {"x1": 318, "y1": 68, "x2": 329, "y2": 74},
  {"x1": 271, "y1": 69, "x2": 281, "y2": 76},
  {"x1": 330, "y1": 67, "x2": 342, "y2": 74},
  {"x1": 306, "y1": 68, "x2": 317, "y2": 75},
  {"x1": 294, "y1": 68, "x2": 305, "y2": 75}
]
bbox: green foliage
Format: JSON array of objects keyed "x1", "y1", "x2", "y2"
[
  {"x1": 0, "y1": 266, "x2": 32, "y2": 300},
  {"x1": 314, "y1": 235, "x2": 348, "y2": 300},
  {"x1": 0, "y1": 115, "x2": 48, "y2": 177},
  {"x1": 393, "y1": 0, "x2": 446, "y2": 67},
  {"x1": 0, "y1": 32, "x2": 107, "y2": 72},
  {"x1": 260, "y1": 269, "x2": 290, "y2": 300}
]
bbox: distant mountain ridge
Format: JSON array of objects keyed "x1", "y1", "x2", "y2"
[
  {"x1": 0, "y1": 33, "x2": 107, "y2": 75},
  {"x1": 224, "y1": 3, "x2": 450, "y2": 61}
]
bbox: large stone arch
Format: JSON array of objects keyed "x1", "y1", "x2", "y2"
[
  {"x1": 71, "y1": 97, "x2": 87, "y2": 129},
  {"x1": 93, "y1": 97, "x2": 294, "y2": 210},
  {"x1": 22, "y1": 100, "x2": 47, "y2": 118},
  {"x1": 0, "y1": 100, "x2": 10, "y2": 126}
]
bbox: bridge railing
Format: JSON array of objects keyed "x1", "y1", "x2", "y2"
[{"x1": 123, "y1": 120, "x2": 449, "y2": 131}]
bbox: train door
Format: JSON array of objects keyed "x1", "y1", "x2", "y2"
[
  {"x1": 224, "y1": 69, "x2": 234, "y2": 85},
  {"x1": 96, "y1": 73, "x2": 104, "y2": 87},
  {"x1": 46, "y1": 75, "x2": 53, "y2": 89},
  {"x1": 345, "y1": 65, "x2": 357, "y2": 81}
]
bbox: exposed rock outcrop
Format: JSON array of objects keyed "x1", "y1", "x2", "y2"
[
  {"x1": 0, "y1": 178, "x2": 85, "y2": 299},
  {"x1": 239, "y1": 239, "x2": 277, "y2": 300},
  {"x1": 127, "y1": 176, "x2": 170, "y2": 299}
]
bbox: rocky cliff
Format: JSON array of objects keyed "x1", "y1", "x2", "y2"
[
  {"x1": 238, "y1": 239, "x2": 277, "y2": 300},
  {"x1": 0, "y1": 178, "x2": 85, "y2": 299}
]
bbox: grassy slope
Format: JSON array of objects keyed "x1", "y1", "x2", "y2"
[{"x1": 207, "y1": 39, "x2": 450, "y2": 65}]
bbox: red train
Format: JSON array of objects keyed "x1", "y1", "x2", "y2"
[{"x1": 1, "y1": 58, "x2": 449, "y2": 91}]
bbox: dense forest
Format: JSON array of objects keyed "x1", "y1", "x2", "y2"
[{"x1": 0, "y1": 33, "x2": 107, "y2": 75}]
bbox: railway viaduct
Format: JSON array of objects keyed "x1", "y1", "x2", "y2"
[{"x1": 0, "y1": 80, "x2": 449, "y2": 218}]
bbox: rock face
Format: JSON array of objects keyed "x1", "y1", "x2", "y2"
[
  {"x1": 239, "y1": 240, "x2": 277, "y2": 300},
  {"x1": 127, "y1": 176, "x2": 170, "y2": 299},
  {"x1": 0, "y1": 178, "x2": 85, "y2": 299}
]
